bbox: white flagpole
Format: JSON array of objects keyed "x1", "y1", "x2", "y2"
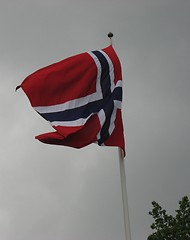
[
  {"x1": 107, "y1": 32, "x2": 131, "y2": 239},
  {"x1": 118, "y1": 148, "x2": 131, "y2": 240}
]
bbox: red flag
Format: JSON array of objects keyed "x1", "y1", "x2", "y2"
[{"x1": 18, "y1": 45, "x2": 125, "y2": 153}]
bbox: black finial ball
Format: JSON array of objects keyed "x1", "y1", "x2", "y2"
[{"x1": 107, "y1": 32, "x2": 114, "y2": 38}]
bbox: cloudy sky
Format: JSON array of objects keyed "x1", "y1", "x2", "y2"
[{"x1": 1, "y1": 0, "x2": 190, "y2": 239}]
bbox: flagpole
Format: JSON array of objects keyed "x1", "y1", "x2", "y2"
[
  {"x1": 118, "y1": 148, "x2": 131, "y2": 240},
  {"x1": 107, "y1": 33, "x2": 131, "y2": 239}
]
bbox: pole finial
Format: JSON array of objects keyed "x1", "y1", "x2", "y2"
[
  {"x1": 107, "y1": 32, "x2": 114, "y2": 38},
  {"x1": 107, "y1": 32, "x2": 114, "y2": 45}
]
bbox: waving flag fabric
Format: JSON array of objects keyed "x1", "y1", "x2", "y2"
[{"x1": 18, "y1": 45, "x2": 125, "y2": 153}]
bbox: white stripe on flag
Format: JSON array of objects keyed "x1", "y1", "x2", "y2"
[
  {"x1": 97, "y1": 109, "x2": 106, "y2": 140},
  {"x1": 51, "y1": 115, "x2": 93, "y2": 127},
  {"x1": 99, "y1": 50, "x2": 115, "y2": 93}
]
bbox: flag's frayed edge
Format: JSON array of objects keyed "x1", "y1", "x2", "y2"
[{"x1": 15, "y1": 85, "x2": 21, "y2": 91}]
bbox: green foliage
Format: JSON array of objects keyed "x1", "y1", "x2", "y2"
[{"x1": 148, "y1": 196, "x2": 190, "y2": 240}]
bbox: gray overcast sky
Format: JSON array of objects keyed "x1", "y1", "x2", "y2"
[{"x1": 1, "y1": 0, "x2": 190, "y2": 239}]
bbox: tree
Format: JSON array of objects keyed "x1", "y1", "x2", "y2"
[{"x1": 148, "y1": 196, "x2": 190, "y2": 240}]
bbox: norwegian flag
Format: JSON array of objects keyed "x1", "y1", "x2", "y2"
[{"x1": 18, "y1": 45, "x2": 125, "y2": 153}]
